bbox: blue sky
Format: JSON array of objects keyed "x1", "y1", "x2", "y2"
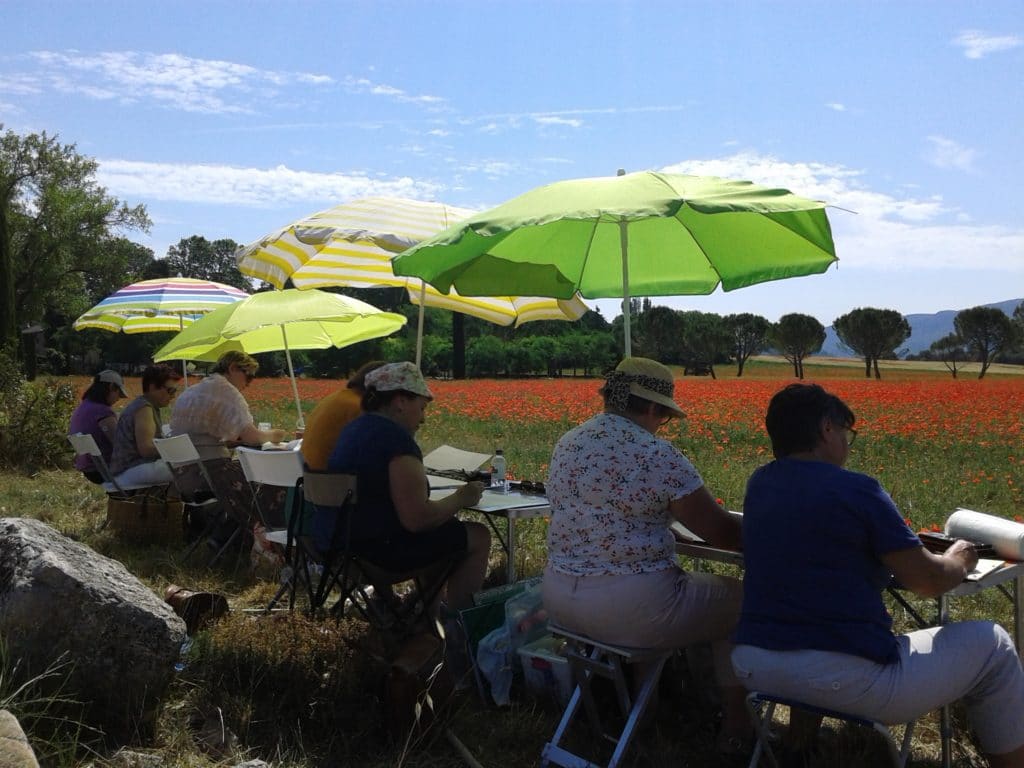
[{"x1": 2, "y1": 1, "x2": 1022, "y2": 324}]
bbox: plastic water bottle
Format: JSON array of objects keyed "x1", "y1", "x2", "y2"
[{"x1": 492, "y1": 449, "x2": 507, "y2": 493}]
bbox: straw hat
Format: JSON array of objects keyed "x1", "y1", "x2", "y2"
[{"x1": 604, "y1": 357, "x2": 684, "y2": 417}]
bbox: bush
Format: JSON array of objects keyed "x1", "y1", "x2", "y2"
[{"x1": 0, "y1": 350, "x2": 76, "y2": 474}]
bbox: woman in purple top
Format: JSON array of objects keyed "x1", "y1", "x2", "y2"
[
  {"x1": 733, "y1": 384, "x2": 1024, "y2": 766},
  {"x1": 68, "y1": 370, "x2": 128, "y2": 483}
]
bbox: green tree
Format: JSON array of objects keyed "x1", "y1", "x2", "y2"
[
  {"x1": 725, "y1": 313, "x2": 770, "y2": 377},
  {"x1": 768, "y1": 313, "x2": 825, "y2": 379},
  {"x1": 165, "y1": 235, "x2": 249, "y2": 291},
  {"x1": 954, "y1": 306, "x2": 1018, "y2": 379},
  {"x1": 466, "y1": 334, "x2": 505, "y2": 376},
  {"x1": 0, "y1": 127, "x2": 149, "y2": 363},
  {"x1": 930, "y1": 333, "x2": 967, "y2": 379},
  {"x1": 833, "y1": 307, "x2": 911, "y2": 379},
  {"x1": 678, "y1": 311, "x2": 731, "y2": 379},
  {"x1": 634, "y1": 305, "x2": 684, "y2": 363}
]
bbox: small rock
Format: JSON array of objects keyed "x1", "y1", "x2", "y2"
[
  {"x1": 108, "y1": 748, "x2": 164, "y2": 768},
  {"x1": 233, "y1": 761, "x2": 271, "y2": 768}
]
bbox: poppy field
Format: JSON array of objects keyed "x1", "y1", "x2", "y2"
[{"x1": 247, "y1": 363, "x2": 1024, "y2": 541}]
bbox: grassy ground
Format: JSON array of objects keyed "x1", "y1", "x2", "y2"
[{"x1": 3, "y1": 358, "x2": 1022, "y2": 766}]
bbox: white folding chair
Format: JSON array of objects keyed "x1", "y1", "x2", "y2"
[
  {"x1": 235, "y1": 447, "x2": 303, "y2": 528},
  {"x1": 152, "y1": 434, "x2": 224, "y2": 562},
  {"x1": 68, "y1": 432, "x2": 153, "y2": 497}
]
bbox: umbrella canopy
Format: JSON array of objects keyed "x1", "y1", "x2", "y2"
[
  {"x1": 73, "y1": 312, "x2": 202, "y2": 334},
  {"x1": 152, "y1": 289, "x2": 407, "y2": 428},
  {"x1": 393, "y1": 171, "x2": 838, "y2": 356},
  {"x1": 236, "y1": 196, "x2": 589, "y2": 365},
  {"x1": 74, "y1": 277, "x2": 251, "y2": 384}
]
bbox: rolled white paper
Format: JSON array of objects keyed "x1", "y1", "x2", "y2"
[{"x1": 945, "y1": 509, "x2": 1024, "y2": 560}]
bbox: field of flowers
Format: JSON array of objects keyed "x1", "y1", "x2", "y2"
[{"x1": 245, "y1": 363, "x2": 1023, "y2": 539}]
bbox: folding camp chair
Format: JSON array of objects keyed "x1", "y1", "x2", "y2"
[
  {"x1": 298, "y1": 468, "x2": 458, "y2": 639},
  {"x1": 68, "y1": 432, "x2": 156, "y2": 498},
  {"x1": 152, "y1": 434, "x2": 226, "y2": 563}
]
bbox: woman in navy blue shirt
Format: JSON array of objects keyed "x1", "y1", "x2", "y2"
[{"x1": 733, "y1": 384, "x2": 1024, "y2": 766}]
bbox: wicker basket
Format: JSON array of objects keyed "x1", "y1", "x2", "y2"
[{"x1": 107, "y1": 495, "x2": 184, "y2": 544}]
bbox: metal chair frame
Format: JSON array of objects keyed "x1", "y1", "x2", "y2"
[
  {"x1": 745, "y1": 691, "x2": 916, "y2": 768},
  {"x1": 541, "y1": 623, "x2": 673, "y2": 768}
]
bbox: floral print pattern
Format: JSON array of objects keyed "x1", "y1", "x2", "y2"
[{"x1": 546, "y1": 412, "x2": 703, "y2": 576}]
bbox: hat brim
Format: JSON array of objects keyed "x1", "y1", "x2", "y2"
[{"x1": 627, "y1": 384, "x2": 685, "y2": 418}]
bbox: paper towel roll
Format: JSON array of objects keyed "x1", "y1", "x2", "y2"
[{"x1": 945, "y1": 509, "x2": 1024, "y2": 560}]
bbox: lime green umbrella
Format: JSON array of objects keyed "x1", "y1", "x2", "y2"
[
  {"x1": 153, "y1": 289, "x2": 406, "y2": 428},
  {"x1": 393, "y1": 171, "x2": 837, "y2": 355}
]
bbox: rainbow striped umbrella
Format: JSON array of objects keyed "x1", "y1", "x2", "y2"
[
  {"x1": 74, "y1": 277, "x2": 250, "y2": 383},
  {"x1": 236, "y1": 197, "x2": 588, "y2": 366}
]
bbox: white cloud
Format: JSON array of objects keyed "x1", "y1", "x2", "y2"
[
  {"x1": 924, "y1": 135, "x2": 977, "y2": 172},
  {"x1": 95, "y1": 159, "x2": 442, "y2": 207},
  {"x1": 427, "y1": 128, "x2": 451, "y2": 137},
  {"x1": 661, "y1": 152, "x2": 1024, "y2": 273},
  {"x1": 17, "y1": 51, "x2": 333, "y2": 114},
  {"x1": 533, "y1": 115, "x2": 583, "y2": 128},
  {"x1": 826, "y1": 102, "x2": 846, "y2": 112},
  {"x1": 342, "y1": 75, "x2": 445, "y2": 106},
  {"x1": 953, "y1": 30, "x2": 1023, "y2": 59}
]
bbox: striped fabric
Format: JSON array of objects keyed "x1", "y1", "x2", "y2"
[
  {"x1": 79, "y1": 277, "x2": 250, "y2": 317},
  {"x1": 237, "y1": 197, "x2": 589, "y2": 326},
  {"x1": 72, "y1": 313, "x2": 200, "y2": 334}
]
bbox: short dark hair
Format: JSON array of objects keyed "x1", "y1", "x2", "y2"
[
  {"x1": 765, "y1": 383, "x2": 855, "y2": 458},
  {"x1": 142, "y1": 364, "x2": 181, "y2": 392},
  {"x1": 361, "y1": 387, "x2": 418, "y2": 412},
  {"x1": 347, "y1": 360, "x2": 386, "y2": 391}
]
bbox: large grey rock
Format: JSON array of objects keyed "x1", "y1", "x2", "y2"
[
  {"x1": 0, "y1": 517, "x2": 186, "y2": 743},
  {"x1": 0, "y1": 709, "x2": 39, "y2": 768}
]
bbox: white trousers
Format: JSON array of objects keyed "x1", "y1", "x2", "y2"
[
  {"x1": 732, "y1": 621, "x2": 1024, "y2": 755},
  {"x1": 113, "y1": 459, "x2": 173, "y2": 487}
]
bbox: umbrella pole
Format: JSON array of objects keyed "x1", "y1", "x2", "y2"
[
  {"x1": 619, "y1": 219, "x2": 631, "y2": 358},
  {"x1": 280, "y1": 325, "x2": 306, "y2": 431},
  {"x1": 179, "y1": 316, "x2": 189, "y2": 388},
  {"x1": 415, "y1": 281, "x2": 427, "y2": 369}
]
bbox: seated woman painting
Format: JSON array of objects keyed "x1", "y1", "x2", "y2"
[
  {"x1": 68, "y1": 370, "x2": 128, "y2": 484},
  {"x1": 170, "y1": 351, "x2": 288, "y2": 530},
  {"x1": 316, "y1": 361, "x2": 491, "y2": 613},
  {"x1": 542, "y1": 357, "x2": 751, "y2": 753},
  {"x1": 733, "y1": 383, "x2": 1024, "y2": 766},
  {"x1": 109, "y1": 364, "x2": 182, "y2": 487}
]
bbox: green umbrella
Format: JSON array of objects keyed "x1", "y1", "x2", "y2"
[
  {"x1": 153, "y1": 289, "x2": 406, "y2": 428},
  {"x1": 393, "y1": 171, "x2": 837, "y2": 355}
]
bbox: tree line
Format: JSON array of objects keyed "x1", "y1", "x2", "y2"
[{"x1": 2, "y1": 126, "x2": 1022, "y2": 382}]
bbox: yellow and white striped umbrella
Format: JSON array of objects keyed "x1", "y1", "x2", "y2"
[
  {"x1": 73, "y1": 312, "x2": 200, "y2": 334},
  {"x1": 236, "y1": 197, "x2": 590, "y2": 329}
]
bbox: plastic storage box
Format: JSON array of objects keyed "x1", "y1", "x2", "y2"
[{"x1": 517, "y1": 634, "x2": 574, "y2": 704}]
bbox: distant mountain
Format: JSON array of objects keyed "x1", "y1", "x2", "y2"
[{"x1": 818, "y1": 298, "x2": 1022, "y2": 357}]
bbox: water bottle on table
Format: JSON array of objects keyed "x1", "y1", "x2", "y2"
[{"x1": 491, "y1": 449, "x2": 507, "y2": 494}]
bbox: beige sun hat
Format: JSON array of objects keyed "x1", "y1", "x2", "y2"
[{"x1": 604, "y1": 357, "x2": 685, "y2": 417}]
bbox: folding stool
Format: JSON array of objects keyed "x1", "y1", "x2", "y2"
[
  {"x1": 745, "y1": 691, "x2": 916, "y2": 768},
  {"x1": 541, "y1": 623, "x2": 672, "y2": 768}
]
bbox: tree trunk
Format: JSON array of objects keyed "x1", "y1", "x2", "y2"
[
  {"x1": 0, "y1": 208, "x2": 18, "y2": 355},
  {"x1": 736, "y1": 358, "x2": 745, "y2": 377},
  {"x1": 873, "y1": 358, "x2": 882, "y2": 379},
  {"x1": 864, "y1": 358, "x2": 872, "y2": 378},
  {"x1": 452, "y1": 313, "x2": 465, "y2": 380}
]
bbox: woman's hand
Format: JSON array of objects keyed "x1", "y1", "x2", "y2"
[{"x1": 455, "y1": 481, "x2": 485, "y2": 508}]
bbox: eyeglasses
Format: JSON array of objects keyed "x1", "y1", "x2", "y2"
[
  {"x1": 515, "y1": 480, "x2": 546, "y2": 495},
  {"x1": 164, "y1": 386, "x2": 178, "y2": 396},
  {"x1": 845, "y1": 428, "x2": 858, "y2": 446}
]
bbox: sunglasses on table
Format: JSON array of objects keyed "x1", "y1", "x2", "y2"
[{"x1": 511, "y1": 480, "x2": 546, "y2": 495}]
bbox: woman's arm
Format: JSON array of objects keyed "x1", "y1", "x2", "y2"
[
  {"x1": 669, "y1": 486, "x2": 742, "y2": 550},
  {"x1": 881, "y1": 539, "x2": 978, "y2": 598},
  {"x1": 237, "y1": 423, "x2": 287, "y2": 446},
  {"x1": 133, "y1": 406, "x2": 159, "y2": 459},
  {"x1": 390, "y1": 455, "x2": 484, "y2": 532},
  {"x1": 97, "y1": 414, "x2": 117, "y2": 446}
]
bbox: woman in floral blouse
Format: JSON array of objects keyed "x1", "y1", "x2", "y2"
[{"x1": 543, "y1": 356, "x2": 750, "y2": 753}]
